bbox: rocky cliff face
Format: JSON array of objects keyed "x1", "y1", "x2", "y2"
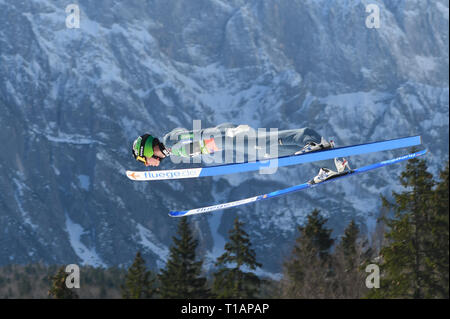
[{"x1": 0, "y1": 0, "x2": 448, "y2": 274}]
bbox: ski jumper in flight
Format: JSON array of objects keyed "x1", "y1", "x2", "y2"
[{"x1": 132, "y1": 123, "x2": 335, "y2": 167}]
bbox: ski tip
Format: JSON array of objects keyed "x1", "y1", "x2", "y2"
[
  {"x1": 168, "y1": 211, "x2": 186, "y2": 217},
  {"x1": 126, "y1": 170, "x2": 142, "y2": 181},
  {"x1": 418, "y1": 148, "x2": 428, "y2": 156}
]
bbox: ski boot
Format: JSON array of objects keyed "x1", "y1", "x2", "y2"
[
  {"x1": 295, "y1": 137, "x2": 335, "y2": 155},
  {"x1": 308, "y1": 157, "x2": 352, "y2": 184},
  {"x1": 309, "y1": 167, "x2": 338, "y2": 184}
]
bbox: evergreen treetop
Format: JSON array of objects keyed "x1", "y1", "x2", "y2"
[
  {"x1": 213, "y1": 217, "x2": 262, "y2": 299},
  {"x1": 121, "y1": 251, "x2": 155, "y2": 299},
  {"x1": 282, "y1": 209, "x2": 335, "y2": 298},
  {"x1": 158, "y1": 218, "x2": 210, "y2": 298}
]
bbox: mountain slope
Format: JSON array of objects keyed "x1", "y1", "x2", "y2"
[{"x1": 0, "y1": 0, "x2": 448, "y2": 273}]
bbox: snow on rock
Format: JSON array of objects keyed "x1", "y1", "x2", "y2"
[
  {"x1": 65, "y1": 214, "x2": 106, "y2": 268},
  {"x1": 77, "y1": 175, "x2": 90, "y2": 191},
  {"x1": 135, "y1": 223, "x2": 169, "y2": 269}
]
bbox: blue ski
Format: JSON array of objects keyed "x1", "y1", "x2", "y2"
[
  {"x1": 127, "y1": 136, "x2": 422, "y2": 181},
  {"x1": 169, "y1": 149, "x2": 427, "y2": 217}
]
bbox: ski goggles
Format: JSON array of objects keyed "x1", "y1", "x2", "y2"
[{"x1": 135, "y1": 154, "x2": 165, "y2": 165}]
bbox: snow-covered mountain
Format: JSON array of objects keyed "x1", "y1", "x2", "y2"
[{"x1": 0, "y1": 0, "x2": 448, "y2": 274}]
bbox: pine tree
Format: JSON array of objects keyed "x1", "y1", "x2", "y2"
[
  {"x1": 426, "y1": 161, "x2": 449, "y2": 298},
  {"x1": 333, "y1": 220, "x2": 372, "y2": 298},
  {"x1": 282, "y1": 209, "x2": 334, "y2": 298},
  {"x1": 121, "y1": 251, "x2": 156, "y2": 299},
  {"x1": 371, "y1": 156, "x2": 435, "y2": 298},
  {"x1": 212, "y1": 217, "x2": 262, "y2": 299},
  {"x1": 48, "y1": 266, "x2": 79, "y2": 299},
  {"x1": 340, "y1": 220, "x2": 360, "y2": 271},
  {"x1": 158, "y1": 218, "x2": 210, "y2": 298}
]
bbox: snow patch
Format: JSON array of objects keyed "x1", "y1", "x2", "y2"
[
  {"x1": 435, "y1": 2, "x2": 449, "y2": 20},
  {"x1": 207, "y1": 213, "x2": 227, "y2": 260},
  {"x1": 45, "y1": 133, "x2": 101, "y2": 145},
  {"x1": 52, "y1": 165, "x2": 60, "y2": 176},
  {"x1": 65, "y1": 214, "x2": 106, "y2": 268},
  {"x1": 415, "y1": 55, "x2": 437, "y2": 73},
  {"x1": 136, "y1": 223, "x2": 169, "y2": 268},
  {"x1": 12, "y1": 178, "x2": 38, "y2": 230},
  {"x1": 77, "y1": 175, "x2": 90, "y2": 191}
]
